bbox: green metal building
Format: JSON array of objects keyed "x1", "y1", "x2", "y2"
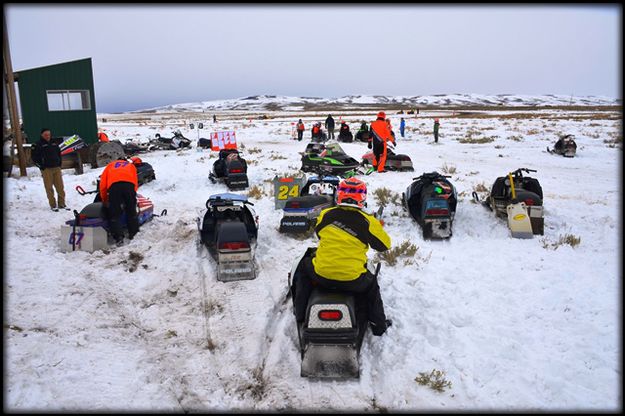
[{"x1": 16, "y1": 58, "x2": 98, "y2": 144}]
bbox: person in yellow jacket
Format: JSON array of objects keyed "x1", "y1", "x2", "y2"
[{"x1": 293, "y1": 177, "x2": 393, "y2": 336}]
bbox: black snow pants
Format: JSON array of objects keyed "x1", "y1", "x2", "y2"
[
  {"x1": 297, "y1": 130, "x2": 303, "y2": 141},
  {"x1": 107, "y1": 181, "x2": 139, "y2": 242},
  {"x1": 293, "y1": 256, "x2": 387, "y2": 328}
]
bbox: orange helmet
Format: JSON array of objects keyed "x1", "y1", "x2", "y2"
[
  {"x1": 377, "y1": 111, "x2": 386, "y2": 119},
  {"x1": 336, "y1": 177, "x2": 367, "y2": 209},
  {"x1": 130, "y1": 156, "x2": 142, "y2": 165}
]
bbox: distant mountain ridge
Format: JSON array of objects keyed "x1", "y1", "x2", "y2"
[{"x1": 133, "y1": 93, "x2": 620, "y2": 113}]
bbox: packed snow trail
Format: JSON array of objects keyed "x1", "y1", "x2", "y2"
[{"x1": 5, "y1": 109, "x2": 621, "y2": 411}]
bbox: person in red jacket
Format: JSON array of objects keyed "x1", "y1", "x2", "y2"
[
  {"x1": 296, "y1": 119, "x2": 305, "y2": 141},
  {"x1": 99, "y1": 158, "x2": 140, "y2": 244},
  {"x1": 369, "y1": 111, "x2": 393, "y2": 173},
  {"x1": 98, "y1": 131, "x2": 110, "y2": 142}
]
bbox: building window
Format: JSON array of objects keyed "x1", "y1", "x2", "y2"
[{"x1": 46, "y1": 90, "x2": 91, "y2": 111}]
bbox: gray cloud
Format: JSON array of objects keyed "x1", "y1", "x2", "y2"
[{"x1": 5, "y1": 5, "x2": 621, "y2": 112}]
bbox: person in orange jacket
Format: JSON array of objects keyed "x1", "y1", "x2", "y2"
[
  {"x1": 98, "y1": 131, "x2": 110, "y2": 142},
  {"x1": 99, "y1": 158, "x2": 140, "y2": 244},
  {"x1": 296, "y1": 119, "x2": 305, "y2": 141},
  {"x1": 369, "y1": 111, "x2": 393, "y2": 173}
]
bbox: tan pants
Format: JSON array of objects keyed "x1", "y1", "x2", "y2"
[{"x1": 42, "y1": 167, "x2": 66, "y2": 208}]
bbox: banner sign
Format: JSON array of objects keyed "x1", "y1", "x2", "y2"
[{"x1": 210, "y1": 131, "x2": 237, "y2": 151}]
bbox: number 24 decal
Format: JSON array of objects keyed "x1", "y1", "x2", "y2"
[{"x1": 278, "y1": 185, "x2": 299, "y2": 200}]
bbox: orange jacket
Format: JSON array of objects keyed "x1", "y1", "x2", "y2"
[
  {"x1": 99, "y1": 160, "x2": 138, "y2": 203},
  {"x1": 297, "y1": 122, "x2": 305, "y2": 131},
  {"x1": 312, "y1": 126, "x2": 320, "y2": 134},
  {"x1": 370, "y1": 118, "x2": 393, "y2": 145},
  {"x1": 98, "y1": 132, "x2": 109, "y2": 142}
]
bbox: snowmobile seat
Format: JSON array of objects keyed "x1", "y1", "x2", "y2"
[{"x1": 80, "y1": 202, "x2": 107, "y2": 219}]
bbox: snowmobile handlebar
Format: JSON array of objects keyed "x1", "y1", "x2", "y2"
[
  {"x1": 509, "y1": 168, "x2": 537, "y2": 177},
  {"x1": 75, "y1": 185, "x2": 98, "y2": 195}
]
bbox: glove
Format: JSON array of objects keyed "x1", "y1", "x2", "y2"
[{"x1": 367, "y1": 141, "x2": 372, "y2": 149}]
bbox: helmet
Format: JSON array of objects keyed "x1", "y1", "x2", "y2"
[
  {"x1": 377, "y1": 111, "x2": 386, "y2": 119},
  {"x1": 130, "y1": 156, "x2": 142, "y2": 165},
  {"x1": 336, "y1": 178, "x2": 367, "y2": 209}
]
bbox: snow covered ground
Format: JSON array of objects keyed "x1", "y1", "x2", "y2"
[{"x1": 4, "y1": 107, "x2": 622, "y2": 411}]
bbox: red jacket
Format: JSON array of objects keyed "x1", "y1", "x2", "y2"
[
  {"x1": 370, "y1": 118, "x2": 393, "y2": 145},
  {"x1": 297, "y1": 122, "x2": 305, "y2": 131},
  {"x1": 99, "y1": 160, "x2": 138, "y2": 203}
]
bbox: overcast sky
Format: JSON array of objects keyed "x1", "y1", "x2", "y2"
[{"x1": 5, "y1": 4, "x2": 621, "y2": 113}]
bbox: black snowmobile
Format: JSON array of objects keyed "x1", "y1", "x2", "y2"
[
  {"x1": 209, "y1": 148, "x2": 249, "y2": 189},
  {"x1": 288, "y1": 247, "x2": 380, "y2": 379},
  {"x1": 279, "y1": 167, "x2": 340, "y2": 234},
  {"x1": 361, "y1": 145, "x2": 414, "y2": 172},
  {"x1": 355, "y1": 123, "x2": 371, "y2": 143},
  {"x1": 113, "y1": 139, "x2": 151, "y2": 156},
  {"x1": 134, "y1": 159, "x2": 156, "y2": 186},
  {"x1": 300, "y1": 142, "x2": 361, "y2": 176},
  {"x1": 337, "y1": 123, "x2": 353, "y2": 143},
  {"x1": 197, "y1": 137, "x2": 212, "y2": 149},
  {"x1": 547, "y1": 134, "x2": 577, "y2": 158},
  {"x1": 403, "y1": 172, "x2": 457, "y2": 239},
  {"x1": 311, "y1": 124, "x2": 328, "y2": 143},
  {"x1": 198, "y1": 193, "x2": 259, "y2": 281},
  {"x1": 473, "y1": 168, "x2": 544, "y2": 237},
  {"x1": 149, "y1": 130, "x2": 191, "y2": 151}
]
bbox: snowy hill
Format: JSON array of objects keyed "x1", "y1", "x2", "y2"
[{"x1": 135, "y1": 94, "x2": 621, "y2": 113}]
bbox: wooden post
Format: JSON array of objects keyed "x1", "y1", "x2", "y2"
[{"x1": 3, "y1": 13, "x2": 27, "y2": 177}]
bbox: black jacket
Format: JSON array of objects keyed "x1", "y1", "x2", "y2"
[
  {"x1": 325, "y1": 116, "x2": 335, "y2": 129},
  {"x1": 31, "y1": 138, "x2": 62, "y2": 169}
]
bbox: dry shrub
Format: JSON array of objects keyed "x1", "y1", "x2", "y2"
[
  {"x1": 247, "y1": 185, "x2": 265, "y2": 199},
  {"x1": 376, "y1": 240, "x2": 419, "y2": 266},
  {"x1": 441, "y1": 163, "x2": 457, "y2": 175},
  {"x1": 373, "y1": 187, "x2": 401, "y2": 208},
  {"x1": 415, "y1": 369, "x2": 453, "y2": 393}
]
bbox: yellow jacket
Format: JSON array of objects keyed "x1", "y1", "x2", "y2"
[{"x1": 312, "y1": 206, "x2": 391, "y2": 281}]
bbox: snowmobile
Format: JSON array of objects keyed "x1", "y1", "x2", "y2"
[
  {"x1": 197, "y1": 137, "x2": 212, "y2": 149},
  {"x1": 198, "y1": 193, "x2": 259, "y2": 281},
  {"x1": 209, "y1": 148, "x2": 249, "y2": 190},
  {"x1": 337, "y1": 124, "x2": 353, "y2": 143},
  {"x1": 113, "y1": 139, "x2": 151, "y2": 156},
  {"x1": 403, "y1": 172, "x2": 457, "y2": 239},
  {"x1": 300, "y1": 142, "x2": 361, "y2": 176},
  {"x1": 473, "y1": 167, "x2": 544, "y2": 238},
  {"x1": 133, "y1": 158, "x2": 156, "y2": 186},
  {"x1": 288, "y1": 247, "x2": 380, "y2": 379},
  {"x1": 355, "y1": 125, "x2": 370, "y2": 143},
  {"x1": 279, "y1": 168, "x2": 340, "y2": 234},
  {"x1": 361, "y1": 145, "x2": 414, "y2": 172},
  {"x1": 62, "y1": 189, "x2": 165, "y2": 252},
  {"x1": 311, "y1": 123, "x2": 328, "y2": 143},
  {"x1": 149, "y1": 130, "x2": 191, "y2": 151},
  {"x1": 547, "y1": 134, "x2": 577, "y2": 158}
]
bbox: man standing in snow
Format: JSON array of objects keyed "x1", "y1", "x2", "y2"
[
  {"x1": 213, "y1": 114, "x2": 217, "y2": 123},
  {"x1": 433, "y1": 118, "x2": 440, "y2": 143},
  {"x1": 296, "y1": 119, "x2": 305, "y2": 141},
  {"x1": 325, "y1": 114, "x2": 335, "y2": 140},
  {"x1": 399, "y1": 118, "x2": 406, "y2": 138},
  {"x1": 31, "y1": 128, "x2": 67, "y2": 212},
  {"x1": 369, "y1": 111, "x2": 394, "y2": 173}
]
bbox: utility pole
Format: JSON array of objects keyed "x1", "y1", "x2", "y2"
[{"x1": 3, "y1": 13, "x2": 27, "y2": 177}]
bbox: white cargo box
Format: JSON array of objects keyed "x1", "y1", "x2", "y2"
[{"x1": 60, "y1": 224, "x2": 109, "y2": 253}]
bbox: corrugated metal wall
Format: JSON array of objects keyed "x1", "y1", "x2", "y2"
[{"x1": 16, "y1": 58, "x2": 98, "y2": 144}]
